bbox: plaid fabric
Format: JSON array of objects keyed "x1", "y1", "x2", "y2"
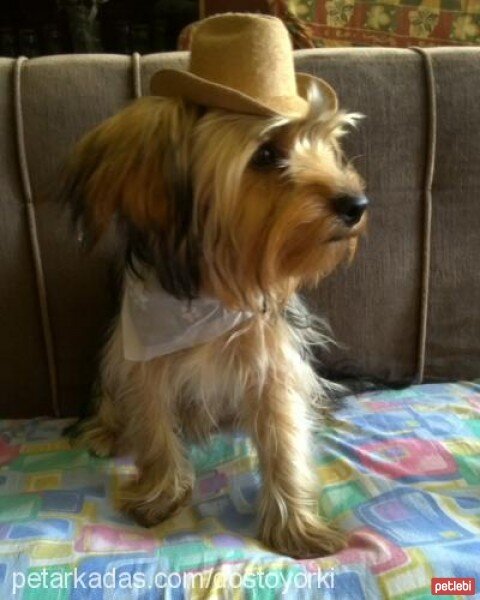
[{"x1": 0, "y1": 382, "x2": 479, "y2": 598}]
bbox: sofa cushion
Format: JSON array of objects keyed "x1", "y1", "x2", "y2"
[{"x1": 1, "y1": 49, "x2": 479, "y2": 417}]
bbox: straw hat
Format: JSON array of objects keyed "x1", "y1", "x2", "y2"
[{"x1": 150, "y1": 13, "x2": 337, "y2": 118}]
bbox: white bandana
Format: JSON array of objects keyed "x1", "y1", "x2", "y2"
[{"x1": 121, "y1": 268, "x2": 252, "y2": 361}]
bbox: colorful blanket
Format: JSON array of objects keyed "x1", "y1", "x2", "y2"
[{"x1": 0, "y1": 382, "x2": 479, "y2": 598}]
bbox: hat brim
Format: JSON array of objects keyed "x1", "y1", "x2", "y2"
[{"x1": 150, "y1": 69, "x2": 338, "y2": 118}]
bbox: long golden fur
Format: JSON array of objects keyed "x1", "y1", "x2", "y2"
[{"x1": 62, "y1": 84, "x2": 366, "y2": 559}]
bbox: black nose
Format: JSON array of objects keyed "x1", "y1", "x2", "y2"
[{"x1": 333, "y1": 194, "x2": 369, "y2": 227}]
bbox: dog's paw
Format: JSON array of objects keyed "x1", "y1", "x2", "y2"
[
  {"x1": 118, "y1": 480, "x2": 192, "y2": 527},
  {"x1": 71, "y1": 418, "x2": 118, "y2": 458},
  {"x1": 260, "y1": 510, "x2": 347, "y2": 558}
]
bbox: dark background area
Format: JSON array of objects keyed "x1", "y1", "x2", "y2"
[{"x1": 0, "y1": 0, "x2": 198, "y2": 57}]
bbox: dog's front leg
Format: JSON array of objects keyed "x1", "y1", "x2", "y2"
[
  {"x1": 118, "y1": 391, "x2": 194, "y2": 527},
  {"x1": 245, "y1": 380, "x2": 346, "y2": 558}
]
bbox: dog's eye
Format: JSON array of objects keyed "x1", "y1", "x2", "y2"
[{"x1": 250, "y1": 142, "x2": 286, "y2": 170}]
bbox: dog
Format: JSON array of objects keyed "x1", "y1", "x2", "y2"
[{"x1": 61, "y1": 14, "x2": 367, "y2": 558}]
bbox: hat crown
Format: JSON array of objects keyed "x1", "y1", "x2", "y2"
[
  {"x1": 150, "y1": 13, "x2": 338, "y2": 118},
  {"x1": 189, "y1": 14, "x2": 297, "y2": 102}
]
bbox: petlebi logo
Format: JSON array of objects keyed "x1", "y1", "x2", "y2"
[{"x1": 431, "y1": 577, "x2": 476, "y2": 596}]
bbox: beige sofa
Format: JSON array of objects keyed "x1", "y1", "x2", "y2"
[{"x1": 0, "y1": 48, "x2": 479, "y2": 418}]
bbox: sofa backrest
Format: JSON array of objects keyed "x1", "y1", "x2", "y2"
[{"x1": 0, "y1": 48, "x2": 479, "y2": 417}]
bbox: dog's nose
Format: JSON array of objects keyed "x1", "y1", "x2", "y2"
[{"x1": 332, "y1": 194, "x2": 368, "y2": 227}]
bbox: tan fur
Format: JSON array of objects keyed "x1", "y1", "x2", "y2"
[
  {"x1": 66, "y1": 97, "x2": 199, "y2": 239},
  {"x1": 69, "y1": 84, "x2": 366, "y2": 558}
]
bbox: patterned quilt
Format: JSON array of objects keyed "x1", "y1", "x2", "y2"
[{"x1": 0, "y1": 382, "x2": 479, "y2": 599}]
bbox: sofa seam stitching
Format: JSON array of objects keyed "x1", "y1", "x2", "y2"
[
  {"x1": 13, "y1": 57, "x2": 60, "y2": 417},
  {"x1": 410, "y1": 47, "x2": 437, "y2": 384}
]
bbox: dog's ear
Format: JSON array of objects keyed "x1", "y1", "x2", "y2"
[{"x1": 60, "y1": 96, "x2": 201, "y2": 299}]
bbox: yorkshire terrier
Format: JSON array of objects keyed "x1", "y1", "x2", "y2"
[{"x1": 61, "y1": 14, "x2": 367, "y2": 559}]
